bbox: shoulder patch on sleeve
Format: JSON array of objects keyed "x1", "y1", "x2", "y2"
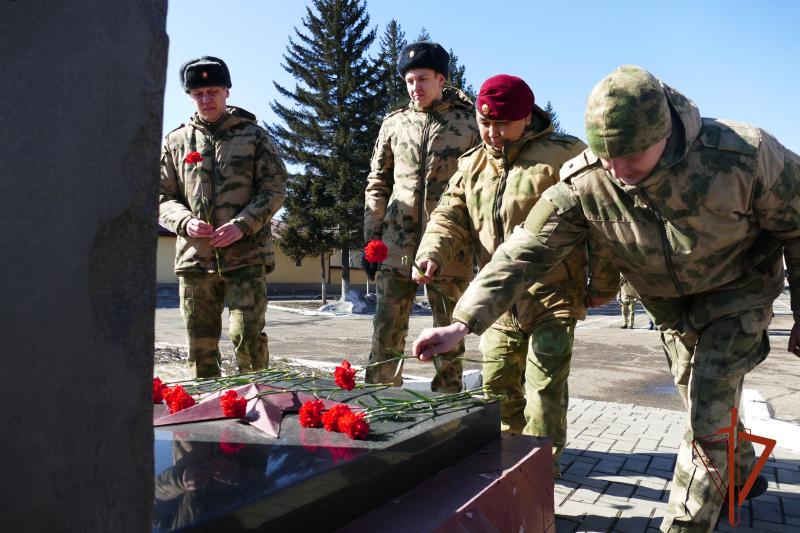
[
  {"x1": 559, "y1": 149, "x2": 600, "y2": 181},
  {"x1": 699, "y1": 119, "x2": 759, "y2": 157},
  {"x1": 542, "y1": 181, "x2": 579, "y2": 214}
]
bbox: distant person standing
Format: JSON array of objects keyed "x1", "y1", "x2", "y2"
[
  {"x1": 362, "y1": 42, "x2": 479, "y2": 391},
  {"x1": 160, "y1": 56, "x2": 287, "y2": 378},
  {"x1": 618, "y1": 276, "x2": 639, "y2": 328}
]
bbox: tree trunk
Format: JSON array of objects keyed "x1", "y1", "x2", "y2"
[
  {"x1": 341, "y1": 244, "x2": 351, "y2": 300},
  {"x1": 320, "y1": 253, "x2": 327, "y2": 304}
]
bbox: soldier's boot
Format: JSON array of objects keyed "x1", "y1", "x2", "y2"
[
  {"x1": 190, "y1": 337, "x2": 222, "y2": 378},
  {"x1": 523, "y1": 318, "x2": 576, "y2": 477},
  {"x1": 366, "y1": 270, "x2": 415, "y2": 386},
  {"x1": 480, "y1": 328, "x2": 527, "y2": 433},
  {"x1": 428, "y1": 277, "x2": 468, "y2": 393}
]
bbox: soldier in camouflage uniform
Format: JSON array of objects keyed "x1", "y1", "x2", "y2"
[
  {"x1": 160, "y1": 56, "x2": 287, "y2": 378},
  {"x1": 414, "y1": 65, "x2": 800, "y2": 532},
  {"x1": 363, "y1": 42, "x2": 479, "y2": 391},
  {"x1": 619, "y1": 276, "x2": 639, "y2": 328},
  {"x1": 414, "y1": 75, "x2": 617, "y2": 471}
]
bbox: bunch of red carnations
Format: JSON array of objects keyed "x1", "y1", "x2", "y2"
[
  {"x1": 153, "y1": 377, "x2": 197, "y2": 414},
  {"x1": 298, "y1": 399, "x2": 370, "y2": 440},
  {"x1": 153, "y1": 377, "x2": 247, "y2": 418}
]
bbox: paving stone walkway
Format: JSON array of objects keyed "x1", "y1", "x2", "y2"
[{"x1": 555, "y1": 398, "x2": 800, "y2": 532}]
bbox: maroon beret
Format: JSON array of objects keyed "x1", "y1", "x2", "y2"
[{"x1": 477, "y1": 74, "x2": 534, "y2": 121}]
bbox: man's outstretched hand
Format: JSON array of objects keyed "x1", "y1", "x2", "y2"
[{"x1": 413, "y1": 322, "x2": 470, "y2": 361}]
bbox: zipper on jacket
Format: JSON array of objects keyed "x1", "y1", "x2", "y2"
[
  {"x1": 210, "y1": 135, "x2": 220, "y2": 272},
  {"x1": 639, "y1": 188, "x2": 684, "y2": 296},
  {"x1": 493, "y1": 153, "x2": 522, "y2": 329},
  {"x1": 413, "y1": 114, "x2": 433, "y2": 261}
]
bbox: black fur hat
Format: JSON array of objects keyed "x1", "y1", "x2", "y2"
[
  {"x1": 180, "y1": 56, "x2": 232, "y2": 93},
  {"x1": 397, "y1": 42, "x2": 449, "y2": 77}
]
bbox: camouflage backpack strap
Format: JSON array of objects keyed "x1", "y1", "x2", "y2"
[{"x1": 559, "y1": 149, "x2": 602, "y2": 183}]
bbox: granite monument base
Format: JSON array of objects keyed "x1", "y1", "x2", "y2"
[
  {"x1": 153, "y1": 381, "x2": 500, "y2": 532},
  {"x1": 341, "y1": 434, "x2": 555, "y2": 532}
]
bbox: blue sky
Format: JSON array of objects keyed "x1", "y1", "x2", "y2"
[{"x1": 164, "y1": 0, "x2": 799, "y2": 152}]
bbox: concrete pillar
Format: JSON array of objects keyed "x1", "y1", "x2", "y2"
[{"x1": 0, "y1": 1, "x2": 167, "y2": 530}]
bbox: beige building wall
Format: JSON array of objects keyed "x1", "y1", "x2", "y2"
[{"x1": 157, "y1": 234, "x2": 368, "y2": 286}]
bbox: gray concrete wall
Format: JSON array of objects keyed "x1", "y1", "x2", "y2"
[{"x1": 0, "y1": 1, "x2": 167, "y2": 530}]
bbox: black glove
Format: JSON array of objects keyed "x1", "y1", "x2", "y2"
[{"x1": 361, "y1": 251, "x2": 379, "y2": 281}]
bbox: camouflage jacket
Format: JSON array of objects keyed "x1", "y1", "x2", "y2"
[
  {"x1": 159, "y1": 107, "x2": 287, "y2": 274},
  {"x1": 364, "y1": 87, "x2": 480, "y2": 277},
  {"x1": 416, "y1": 105, "x2": 599, "y2": 333},
  {"x1": 453, "y1": 84, "x2": 800, "y2": 334}
]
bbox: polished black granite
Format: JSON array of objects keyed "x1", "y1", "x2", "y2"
[{"x1": 153, "y1": 381, "x2": 500, "y2": 532}]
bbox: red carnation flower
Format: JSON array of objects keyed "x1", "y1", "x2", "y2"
[
  {"x1": 299, "y1": 399, "x2": 326, "y2": 428},
  {"x1": 153, "y1": 377, "x2": 169, "y2": 404},
  {"x1": 364, "y1": 239, "x2": 389, "y2": 263},
  {"x1": 321, "y1": 404, "x2": 352, "y2": 432},
  {"x1": 334, "y1": 359, "x2": 357, "y2": 391},
  {"x1": 220, "y1": 390, "x2": 247, "y2": 418},
  {"x1": 163, "y1": 385, "x2": 196, "y2": 414},
  {"x1": 338, "y1": 411, "x2": 370, "y2": 440},
  {"x1": 184, "y1": 151, "x2": 203, "y2": 165},
  {"x1": 218, "y1": 428, "x2": 245, "y2": 455}
]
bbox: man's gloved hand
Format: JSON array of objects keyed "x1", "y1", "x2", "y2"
[{"x1": 361, "y1": 251, "x2": 379, "y2": 281}]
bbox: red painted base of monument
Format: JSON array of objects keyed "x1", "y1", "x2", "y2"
[{"x1": 340, "y1": 434, "x2": 554, "y2": 533}]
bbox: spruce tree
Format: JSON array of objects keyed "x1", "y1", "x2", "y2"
[
  {"x1": 446, "y1": 48, "x2": 476, "y2": 101},
  {"x1": 543, "y1": 100, "x2": 564, "y2": 133},
  {"x1": 276, "y1": 172, "x2": 337, "y2": 302},
  {"x1": 375, "y1": 19, "x2": 408, "y2": 115},
  {"x1": 415, "y1": 27, "x2": 431, "y2": 42},
  {"x1": 269, "y1": 0, "x2": 379, "y2": 300}
]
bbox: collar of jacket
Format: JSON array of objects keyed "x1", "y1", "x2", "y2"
[
  {"x1": 188, "y1": 106, "x2": 257, "y2": 136},
  {"x1": 484, "y1": 103, "x2": 554, "y2": 164},
  {"x1": 609, "y1": 84, "x2": 702, "y2": 198},
  {"x1": 408, "y1": 85, "x2": 474, "y2": 113}
]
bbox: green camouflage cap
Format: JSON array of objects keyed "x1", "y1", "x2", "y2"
[{"x1": 584, "y1": 65, "x2": 671, "y2": 159}]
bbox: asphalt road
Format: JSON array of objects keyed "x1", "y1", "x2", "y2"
[{"x1": 155, "y1": 292, "x2": 800, "y2": 425}]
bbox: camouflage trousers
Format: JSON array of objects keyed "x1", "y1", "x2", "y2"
[
  {"x1": 178, "y1": 266, "x2": 269, "y2": 378},
  {"x1": 366, "y1": 269, "x2": 467, "y2": 392},
  {"x1": 620, "y1": 297, "x2": 637, "y2": 327},
  {"x1": 480, "y1": 318, "x2": 576, "y2": 475},
  {"x1": 655, "y1": 305, "x2": 770, "y2": 533}
]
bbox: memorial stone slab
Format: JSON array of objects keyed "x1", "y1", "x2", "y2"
[{"x1": 153, "y1": 378, "x2": 500, "y2": 532}]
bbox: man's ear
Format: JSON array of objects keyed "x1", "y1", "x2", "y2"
[{"x1": 437, "y1": 73, "x2": 446, "y2": 88}]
